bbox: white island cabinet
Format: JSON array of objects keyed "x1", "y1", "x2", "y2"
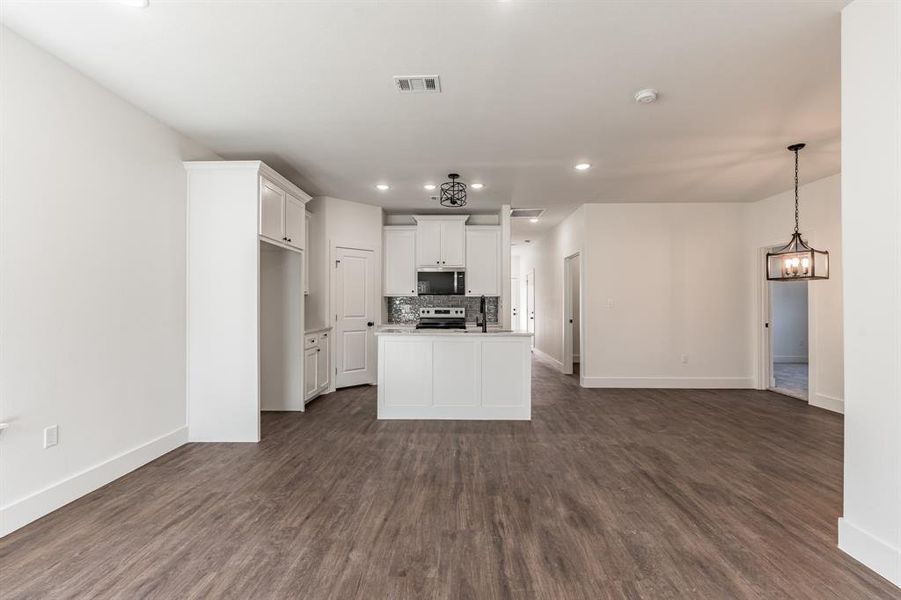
[{"x1": 376, "y1": 330, "x2": 532, "y2": 420}]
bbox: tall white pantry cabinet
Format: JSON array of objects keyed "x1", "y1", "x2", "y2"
[{"x1": 185, "y1": 161, "x2": 311, "y2": 442}]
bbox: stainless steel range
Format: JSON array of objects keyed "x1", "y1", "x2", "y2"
[{"x1": 415, "y1": 307, "x2": 466, "y2": 330}]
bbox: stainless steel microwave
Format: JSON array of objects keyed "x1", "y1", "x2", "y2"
[{"x1": 416, "y1": 271, "x2": 465, "y2": 295}]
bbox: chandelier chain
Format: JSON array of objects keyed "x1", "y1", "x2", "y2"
[{"x1": 794, "y1": 147, "x2": 800, "y2": 234}]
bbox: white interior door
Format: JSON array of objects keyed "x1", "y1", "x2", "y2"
[
  {"x1": 511, "y1": 276, "x2": 520, "y2": 329},
  {"x1": 563, "y1": 254, "x2": 580, "y2": 375},
  {"x1": 525, "y1": 270, "x2": 535, "y2": 347},
  {"x1": 335, "y1": 247, "x2": 375, "y2": 387}
]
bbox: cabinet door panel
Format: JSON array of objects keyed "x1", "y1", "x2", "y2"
[
  {"x1": 260, "y1": 178, "x2": 286, "y2": 242},
  {"x1": 416, "y1": 221, "x2": 443, "y2": 267},
  {"x1": 384, "y1": 228, "x2": 417, "y2": 295},
  {"x1": 440, "y1": 220, "x2": 466, "y2": 267},
  {"x1": 304, "y1": 348, "x2": 319, "y2": 399},
  {"x1": 317, "y1": 334, "x2": 330, "y2": 392},
  {"x1": 285, "y1": 193, "x2": 305, "y2": 250},
  {"x1": 465, "y1": 228, "x2": 500, "y2": 296}
]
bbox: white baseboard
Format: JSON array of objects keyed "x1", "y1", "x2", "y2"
[
  {"x1": 581, "y1": 376, "x2": 755, "y2": 389},
  {"x1": 774, "y1": 355, "x2": 809, "y2": 363},
  {"x1": 810, "y1": 392, "x2": 844, "y2": 414},
  {"x1": 531, "y1": 347, "x2": 564, "y2": 371},
  {"x1": 838, "y1": 517, "x2": 901, "y2": 588},
  {"x1": 0, "y1": 426, "x2": 187, "y2": 537}
]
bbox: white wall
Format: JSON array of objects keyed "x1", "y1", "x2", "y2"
[
  {"x1": 0, "y1": 28, "x2": 217, "y2": 535},
  {"x1": 305, "y1": 196, "x2": 383, "y2": 330},
  {"x1": 771, "y1": 282, "x2": 808, "y2": 363},
  {"x1": 838, "y1": 0, "x2": 901, "y2": 588},
  {"x1": 580, "y1": 203, "x2": 752, "y2": 388},
  {"x1": 305, "y1": 196, "x2": 383, "y2": 390},
  {"x1": 745, "y1": 173, "x2": 843, "y2": 412},
  {"x1": 518, "y1": 173, "x2": 842, "y2": 401}
]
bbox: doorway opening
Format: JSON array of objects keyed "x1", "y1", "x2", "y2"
[
  {"x1": 768, "y1": 278, "x2": 809, "y2": 400},
  {"x1": 563, "y1": 253, "x2": 582, "y2": 376}
]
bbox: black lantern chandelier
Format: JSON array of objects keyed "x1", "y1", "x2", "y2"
[
  {"x1": 766, "y1": 143, "x2": 829, "y2": 281},
  {"x1": 439, "y1": 173, "x2": 467, "y2": 208}
]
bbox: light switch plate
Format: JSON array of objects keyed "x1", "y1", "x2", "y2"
[{"x1": 43, "y1": 425, "x2": 59, "y2": 448}]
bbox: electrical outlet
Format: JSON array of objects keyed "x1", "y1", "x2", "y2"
[
  {"x1": 43, "y1": 425, "x2": 59, "y2": 448},
  {"x1": 680, "y1": 354, "x2": 689, "y2": 364},
  {"x1": 607, "y1": 298, "x2": 615, "y2": 309}
]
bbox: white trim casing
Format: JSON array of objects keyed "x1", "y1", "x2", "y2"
[
  {"x1": 581, "y1": 376, "x2": 755, "y2": 389},
  {"x1": 838, "y1": 518, "x2": 901, "y2": 588},
  {"x1": 532, "y1": 347, "x2": 565, "y2": 372},
  {"x1": 0, "y1": 427, "x2": 187, "y2": 537}
]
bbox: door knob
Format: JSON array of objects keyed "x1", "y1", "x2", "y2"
[{"x1": 367, "y1": 322, "x2": 374, "y2": 327}]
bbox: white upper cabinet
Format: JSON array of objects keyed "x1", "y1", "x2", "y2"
[
  {"x1": 284, "y1": 193, "x2": 305, "y2": 250},
  {"x1": 259, "y1": 178, "x2": 286, "y2": 244},
  {"x1": 416, "y1": 220, "x2": 443, "y2": 267},
  {"x1": 440, "y1": 220, "x2": 466, "y2": 267},
  {"x1": 258, "y1": 173, "x2": 310, "y2": 252},
  {"x1": 465, "y1": 226, "x2": 501, "y2": 296},
  {"x1": 414, "y1": 216, "x2": 468, "y2": 268},
  {"x1": 383, "y1": 227, "x2": 417, "y2": 296}
]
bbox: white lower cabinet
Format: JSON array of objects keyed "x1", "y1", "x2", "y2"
[
  {"x1": 304, "y1": 329, "x2": 331, "y2": 404},
  {"x1": 377, "y1": 333, "x2": 532, "y2": 420},
  {"x1": 316, "y1": 333, "x2": 330, "y2": 393},
  {"x1": 304, "y1": 348, "x2": 319, "y2": 399}
]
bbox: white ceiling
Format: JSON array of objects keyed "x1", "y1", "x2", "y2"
[{"x1": 1, "y1": 0, "x2": 844, "y2": 240}]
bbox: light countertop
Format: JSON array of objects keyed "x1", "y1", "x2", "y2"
[
  {"x1": 305, "y1": 325, "x2": 332, "y2": 334},
  {"x1": 376, "y1": 326, "x2": 531, "y2": 338}
]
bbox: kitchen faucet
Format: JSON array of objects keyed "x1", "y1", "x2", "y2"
[{"x1": 479, "y1": 295, "x2": 488, "y2": 332}]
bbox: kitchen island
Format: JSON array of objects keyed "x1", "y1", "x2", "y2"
[{"x1": 376, "y1": 328, "x2": 533, "y2": 420}]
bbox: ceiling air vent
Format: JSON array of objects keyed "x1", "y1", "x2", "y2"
[
  {"x1": 510, "y1": 208, "x2": 545, "y2": 219},
  {"x1": 394, "y1": 75, "x2": 441, "y2": 93}
]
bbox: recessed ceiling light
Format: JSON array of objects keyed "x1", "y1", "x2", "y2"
[
  {"x1": 634, "y1": 88, "x2": 658, "y2": 103},
  {"x1": 376, "y1": 184, "x2": 390, "y2": 191},
  {"x1": 471, "y1": 183, "x2": 485, "y2": 190},
  {"x1": 529, "y1": 218, "x2": 539, "y2": 223},
  {"x1": 118, "y1": 0, "x2": 150, "y2": 7},
  {"x1": 574, "y1": 163, "x2": 591, "y2": 171},
  {"x1": 424, "y1": 184, "x2": 436, "y2": 191}
]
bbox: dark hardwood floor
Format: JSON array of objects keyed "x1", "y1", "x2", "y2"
[{"x1": 2, "y1": 358, "x2": 898, "y2": 599}]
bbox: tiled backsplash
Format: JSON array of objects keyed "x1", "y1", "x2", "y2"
[{"x1": 385, "y1": 296, "x2": 499, "y2": 324}]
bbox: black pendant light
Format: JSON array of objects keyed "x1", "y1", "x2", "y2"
[
  {"x1": 439, "y1": 173, "x2": 467, "y2": 208},
  {"x1": 766, "y1": 143, "x2": 829, "y2": 281}
]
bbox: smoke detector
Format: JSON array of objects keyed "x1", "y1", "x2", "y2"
[
  {"x1": 634, "y1": 88, "x2": 658, "y2": 103},
  {"x1": 394, "y1": 75, "x2": 441, "y2": 93}
]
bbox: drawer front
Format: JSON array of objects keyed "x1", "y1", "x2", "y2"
[{"x1": 305, "y1": 334, "x2": 319, "y2": 349}]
